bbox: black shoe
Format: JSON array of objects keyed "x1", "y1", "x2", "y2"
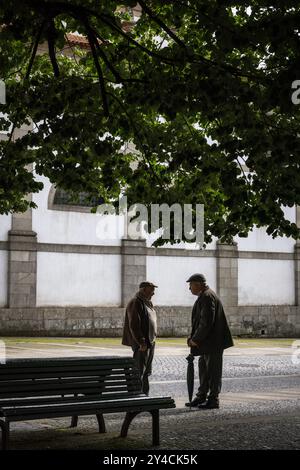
[
  {"x1": 198, "y1": 400, "x2": 219, "y2": 410},
  {"x1": 185, "y1": 397, "x2": 207, "y2": 407}
]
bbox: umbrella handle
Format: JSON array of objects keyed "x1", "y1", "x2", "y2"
[{"x1": 186, "y1": 353, "x2": 194, "y2": 363}]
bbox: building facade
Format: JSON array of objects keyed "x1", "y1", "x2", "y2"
[{"x1": 1, "y1": 163, "x2": 300, "y2": 337}]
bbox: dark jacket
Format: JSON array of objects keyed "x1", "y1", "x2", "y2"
[
  {"x1": 122, "y1": 293, "x2": 153, "y2": 349},
  {"x1": 189, "y1": 287, "x2": 233, "y2": 355}
]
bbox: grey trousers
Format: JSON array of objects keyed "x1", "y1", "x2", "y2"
[
  {"x1": 196, "y1": 352, "x2": 223, "y2": 401},
  {"x1": 132, "y1": 343, "x2": 155, "y2": 396}
]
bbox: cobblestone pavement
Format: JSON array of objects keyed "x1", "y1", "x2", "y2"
[{"x1": 2, "y1": 340, "x2": 300, "y2": 450}]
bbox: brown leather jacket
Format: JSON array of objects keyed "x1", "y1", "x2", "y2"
[{"x1": 122, "y1": 292, "x2": 153, "y2": 349}]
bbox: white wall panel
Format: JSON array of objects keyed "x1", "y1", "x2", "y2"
[
  {"x1": 0, "y1": 214, "x2": 11, "y2": 241},
  {"x1": 147, "y1": 256, "x2": 216, "y2": 306},
  {"x1": 0, "y1": 251, "x2": 7, "y2": 307},
  {"x1": 235, "y1": 206, "x2": 296, "y2": 253},
  {"x1": 238, "y1": 259, "x2": 294, "y2": 305},
  {"x1": 37, "y1": 252, "x2": 121, "y2": 306}
]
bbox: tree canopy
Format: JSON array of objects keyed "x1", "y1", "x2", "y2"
[{"x1": 1, "y1": 0, "x2": 300, "y2": 245}]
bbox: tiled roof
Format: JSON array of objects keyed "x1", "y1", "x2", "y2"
[{"x1": 65, "y1": 33, "x2": 91, "y2": 49}]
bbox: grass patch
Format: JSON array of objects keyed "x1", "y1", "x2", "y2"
[{"x1": 0, "y1": 336, "x2": 298, "y2": 348}]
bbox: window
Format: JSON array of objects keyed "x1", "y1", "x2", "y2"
[
  {"x1": 53, "y1": 188, "x2": 103, "y2": 207},
  {"x1": 48, "y1": 185, "x2": 104, "y2": 212}
]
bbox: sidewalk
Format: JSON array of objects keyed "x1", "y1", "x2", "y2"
[
  {"x1": 7, "y1": 398, "x2": 300, "y2": 450},
  {"x1": 1, "y1": 338, "x2": 300, "y2": 450}
]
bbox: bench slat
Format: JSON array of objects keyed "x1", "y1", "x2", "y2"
[
  {"x1": 1, "y1": 396, "x2": 175, "y2": 416},
  {"x1": 0, "y1": 369, "x2": 140, "y2": 379},
  {"x1": 0, "y1": 371, "x2": 139, "y2": 383},
  {"x1": 0, "y1": 376, "x2": 139, "y2": 388},
  {"x1": 0, "y1": 390, "x2": 143, "y2": 408},
  {"x1": 0, "y1": 366, "x2": 136, "y2": 375},
  {"x1": 0, "y1": 375, "x2": 139, "y2": 388},
  {"x1": 4, "y1": 401, "x2": 176, "y2": 422},
  {"x1": 2, "y1": 357, "x2": 134, "y2": 365},
  {"x1": 0, "y1": 387, "x2": 142, "y2": 399}
]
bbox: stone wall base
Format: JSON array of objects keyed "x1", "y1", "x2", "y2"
[{"x1": 0, "y1": 306, "x2": 300, "y2": 337}]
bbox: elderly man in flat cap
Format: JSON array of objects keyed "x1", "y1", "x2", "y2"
[
  {"x1": 122, "y1": 281, "x2": 158, "y2": 396},
  {"x1": 185, "y1": 273, "x2": 233, "y2": 409}
]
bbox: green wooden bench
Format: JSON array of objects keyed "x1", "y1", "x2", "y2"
[{"x1": 0, "y1": 356, "x2": 175, "y2": 450}]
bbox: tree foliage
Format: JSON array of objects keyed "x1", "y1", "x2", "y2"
[{"x1": 1, "y1": 0, "x2": 300, "y2": 244}]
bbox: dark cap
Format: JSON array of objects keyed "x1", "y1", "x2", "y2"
[
  {"x1": 139, "y1": 281, "x2": 158, "y2": 289},
  {"x1": 186, "y1": 273, "x2": 207, "y2": 284}
]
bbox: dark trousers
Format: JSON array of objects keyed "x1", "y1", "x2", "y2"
[
  {"x1": 196, "y1": 352, "x2": 223, "y2": 402},
  {"x1": 132, "y1": 343, "x2": 155, "y2": 396}
]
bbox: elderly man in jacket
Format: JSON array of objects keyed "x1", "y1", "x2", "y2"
[
  {"x1": 122, "y1": 281, "x2": 158, "y2": 396},
  {"x1": 185, "y1": 273, "x2": 234, "y2": 409}
]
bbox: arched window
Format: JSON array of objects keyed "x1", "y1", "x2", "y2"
[{"x1": 48, "y1": 186, "x2": 104, "y2": 212}]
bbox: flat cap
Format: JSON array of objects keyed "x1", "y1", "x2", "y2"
[
  {"x1": 139, "y1": 281, "x2": 158, "y2": 288},
  {"x1": 186, "y1": 273, "x2": 207, "y2": 283}
]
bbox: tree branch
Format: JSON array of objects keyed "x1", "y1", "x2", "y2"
[
  {"x1": 85, "y1": 25, "x2": 109, "y2": 117},
  {"x1": 138, "y1": 0, "x2": 188, "y2": 50},
  {"x1": 25, "y1": 19, "x2": 48, "y2": 80},
  {"x1": 47, "y1": 18, "x2": 60, "y2": 77},
  {"x1": 87, "y1": 25, "x2": 123, "y2": 83}
]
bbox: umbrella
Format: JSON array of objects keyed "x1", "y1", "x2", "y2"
[{"x1": 186, "y1": 353, "x2": 195, "y2": 409}]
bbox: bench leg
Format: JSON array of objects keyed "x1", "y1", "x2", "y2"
[
  {"x1": 150, "y1": 410, "x2": 160, "y2": 446},
  {"x1": 120, "y1": 411, "x2": 140, "y2": 438},
  {"x1": 70, "y1": 392, "x2": 79, "y2": 428},
  {"x1": 71, "y1": 414, "x2": 106, "y2": 433},
  {"x1": 70, "y1": 416, "x2": 78, "y2": 428},
  {"x1": 96, "y1": 414, "x2": 106, "y2": 433},
  {"x1": 0, "y1": 419, "x2": 10, "y2": 450}
]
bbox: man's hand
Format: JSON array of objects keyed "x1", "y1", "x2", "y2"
[
  {"x1": 139, "y1": 344, "x2": 147, "y2": 352},
  {"x1": 188, "y1": 339, "x2": 199, "y2": 348}
]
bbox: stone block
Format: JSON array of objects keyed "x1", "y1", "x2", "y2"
[
  {"x1": 218, "y1": 258, "x2": 232, "y2": 268},
  {"x1": 12, "y1": 218, "x2": 32, "y2": 232},
  {"x1": 122, "y1": 255, "x2": 134, "y2": 265},
  {"x1": 9, "y1": 261, "x2": 37, "y2": 273},
  {"x1": 9, "y1": 251, "x2": 30, "y2": 262},
  {"x1": 94, "y1": 318, "x2": 113, "y2": 329},
  {"x1": 44, "y1": 320, "x2": 66, "y2": 330},
  {"x1": 9, "y1": 284, "x2": 32, "y2": 294},
  {"x1": 44, "y1": 308, "x2": 66, "y2": 320},
  {"x1": 133, "y1": 255, "x2": 146, "y2": 266},
  {"x1": 219, "y1": 288, "x2": 228, "y2": 297},
  {"x1": 122, "y1": 238, "x2": 146, "y2": 248},
  {"x1": 10, "y1": 272, "x2": 36, "y2": 284},
  {"x1": 9, "y1": 294, "x2": 30, "y2": 308},
  {"x1": 124, "y1": 274, "x2": 144, "y2": 285},
  {"x1": 217, "y1": 242, "x2": 238, "y2": 251},
  {"x1": 124, "y1": 265, "x2": 145, "y2": 276},
  {"x1": 29, "y1": 252, "x2": 37, "y2": 261},
  {"x1": 219, "y1": 268, "x2": 232, "y2": 278},
  {"x1": 65, "y1": 307, "x2": 94, "y2": 319},
  {"x1": 221, "y1": 278, "x2": 236, "y2": 288},
  {"x1": 230, "y1": 268, "x2": 238, "y2": 278}
]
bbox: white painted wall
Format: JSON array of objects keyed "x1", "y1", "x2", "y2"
[
  {"x1": 147, "y1": 256, "x2": 216, "y2": 306},
  {"x1": 235, "y1": 206, "x2": 296, "y2": 253},
  {"x1": 31, "y1": 173, "x2": 296, "y2": 253},
  {"x1": 0, "y1": 214, "x2": 11, "y2": 241},
  {"x1": 238, "y1": 259, "x2": 295, "y2": 305},
  {"x1": 146, "y1": 236, "x2": 217, "y2": 250},
  {"x1": 0, "y1": 251, "x2": 7, "y2": 307},
  {"x1": 32, "y1": 174, "x2": 125, "y2": 246},
  {"x1": 37, "y1": 252, "x2": 121, "y2": 306},
  {"x1": 145, "y1": 222, "x2": 217, "y2": 250}
]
